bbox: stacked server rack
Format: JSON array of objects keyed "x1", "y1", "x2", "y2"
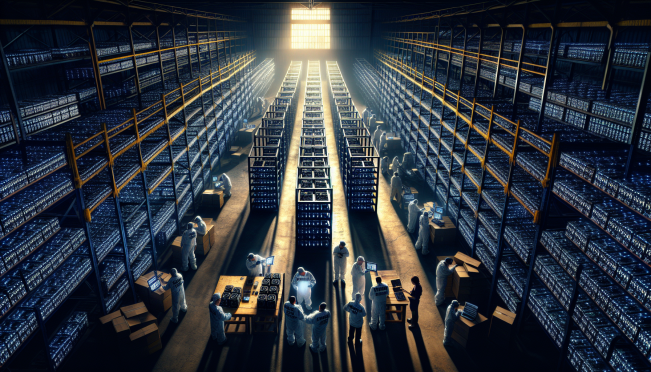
[
  {"x1": 361, "y1": 4, "x2": 651, "y2": 370},
  {"x1": 327, "y1": 62, "x2": 379, "y2": 212},
  {"x1": 249, "y1": 62, "x2": 301, "y2": 211},
  {"x1": 296, "y1": 61, "x2": 333, "y2": 248},
  {"x1": 0, "y1": 6, "x2": 256, "y2": 370}
]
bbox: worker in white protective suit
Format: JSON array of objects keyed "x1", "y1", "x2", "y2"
[
  {"x1": 381, "y1": 156, "x2": 389, "y2": 175},
  {"x1": 291, "y1": 267, "x2": 316, "y2": 310},
  {"x1": 368, "y1": 276, "x2": 389, "y2": 331},
  {"x1": 163, "y1": 268, "x2": 187, "y2": 323},
  {"x1": 194, "y1": 216, "x2": 207, "y2": 235},
  {"x1": 415, "y1": 212, "x2": 431, "y2": 254},
  {"x1": 283, "y1": 296, "x2": 306, "y2": 346},
  {"x1": 390, "y1": 172, "x2": 402, "y2": 204},
  {"x1": 218, "y1": 173, "x2": 232, "y2": 197},
  {"x1": 407, "y1": 199, "x2": 423, "y2": 233},
  {"x1": 362, "y1": 108, "x2": 370, "y2": 126},
  {"x1": 372, "y1": 127, "x2": 382, "y2": 148},
  {"x1": 209, "y1": 293, "x2": 232, "y2": 344},
  {"x1": 180, "y1": 223, "x2": 197, "y2": 271},
  {"x1": 391, "y1": 156, "x2": 401, "y2": 174},
  {"x1": 444, "y1": 300, "x2": 462, "y2": 345},
  {"x1": 369, "y1": 115, "x2": 377, "y2": 132},
  {"x1": 351, "y1": 256, "x2": 367, "y2": 300},
  {"x1": 379, "y1": 132, "x2": 387, "y2": 155},
  {"x1": 305, "y1": 302, "x2": 331, "y2": 353},
  {"x1": 332, "y1": 241, "x2": 350, "y2": 284},
  {"x1": 344, "y1": 292, "x2": 366, "y2": 344},
  {"x1": 435, "y1": 258, "x2": 459, "y2": 306},
  {"x1": 246, "y1": 253, "x2": 266, "y2": 276}
]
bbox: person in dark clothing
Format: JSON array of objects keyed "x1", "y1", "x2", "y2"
[{"x1": 405, "y1": 276, "x2": 422, "y2": 329}]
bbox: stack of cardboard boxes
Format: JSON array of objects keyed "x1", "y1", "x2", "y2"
[
  {"x1": 99, "y1": 302, "x2": 161, "y2": 356},
  {"x1": 134, "y1": 271, "x2": 173, "y2": 313},
  {"x1": 452, "y1": 305, "x2": 489, "y2": 353},
  {"x1": 447, "y1": 252, "x2": 490, "y2": 305}
]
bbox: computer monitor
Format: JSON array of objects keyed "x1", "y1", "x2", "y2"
[
  {"x1": 213, "y1": 176, "x2": 218, "y2": 182},
  {"x1": 366, "y1": 262, "x2": 378, "y2": 272},
  {"x1": 434, "y1": 212, "x2": 442, "y2": 220},
  {"x1": 435, "y1": 206, "x2": 444, "y2": 214},
  {"x1": 266, "y1": 256, "x2": 275, "y2": 265},
  {"x1": 147, "y1": 274, "x2": 161, "y2": 292}
]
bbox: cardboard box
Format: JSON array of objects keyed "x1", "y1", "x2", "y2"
[
  {"x1": 196, "y1": 224, "x2": 213, "y2": 256},
  {"x1": 429, "y1": 216, "x2": 456, "y2": 245},
  {"x1": 150, "y1": 281, "x2": 173, "y2": 314},
  {"x1": 99, "y1": 311, "x2": 122, "y2": 338},
  {"x1": 121, "y1": 302, "x2": 149, "y2": 319},
  {"x1": 126, "y1": 312, "x2": 158, "y2": 331},
  {"x1": 112, "y1": 316, "x2": 131, "y2": 342},
  {"x1": 100, "y1": 311, "x2": 122, "y2": 327},
  {"x1": 129, "y1": 323, "x2": 162, "y2": 355},
  {"x1": 201, "y1": 190, "x2": 224, "y2": 210},
  {"x1": 135, "y1": 271, "x2": 173, "y2": 314},
  {"x1": 489, "y1": 306, "x2": 516, "y2": 345},
  {"x1": 202, "y1": 218, "x2": 218, "y2": 249},
  {"x1": 452, "y1": 305, "x2": 489, "y2": 352},
  {"x1": 454, "y1": 252, "x2": 481, "y2": 269},
  {"x1": 171, "y1": 236, "x2": 183, "y2": 262}
]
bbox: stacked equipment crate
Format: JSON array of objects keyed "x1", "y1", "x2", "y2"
[
  {"x1": 249, "y1": 62, "x2": 301, "y2": 211},
  {"x1": 327, "y1": 61, "x2": 379, "y2": 212},
  {"x1": 296, "y1": 61, "x2": 333, "y2": 248}
]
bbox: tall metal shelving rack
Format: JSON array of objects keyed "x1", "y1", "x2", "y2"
[
  {"x1": 295, "y1": 61, "x2": 332, "y2": 249},
  {"x1": 249, "y1": 61, "x2": 300, "y2": 211},
  {"x1": 0, "y1": 1, "x2": 257, "y2": 370},
  {"x1": 357, "y1": 1, "x2": 651, "y2": 370},
  {"x1": 328, "y1": 61, "x2": 379, "y2": 213}
]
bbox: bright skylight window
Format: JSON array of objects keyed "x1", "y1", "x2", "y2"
[
  {"x1": 291, "y1": 24, "x2": 331, "y2": 49},
  {"x1": 291, "y1": 8, "x2": 330, "y2": 21}
]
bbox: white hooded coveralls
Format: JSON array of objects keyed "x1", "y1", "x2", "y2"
[
  {"x1": 415, "y1": 213, "x2": 430, "y2": 253},
  {"x1": 407, "y1": 199, "x2": 421, "y2": 233},
  {"x1": 291, "y1": 271, "x2": 316, "y2": 308},
  {"x1": 180, "y1": 227, "x2": 197, "y2": 270},
  {"x1": 435, "y1": 260, "x2": 458, "y2": 305},
  {"x1": 283, "y1": 301, "x2": 306, "y2": 345},
  {"x1": 209, "y1": 298, "x2": 232, "y2": 343},
  {"x1": 351, "y1": 259, "x2": 367, "y2": 299},
  {"x1": 343, "y1": 297, "x2": 366, "y2": 328},
  {"x1": 246, "y1": 254, "x2": 265, "y2": 276},
  {"x1": 444, "y1": 303, "x2": 462, "y2": 344},
  {"x1": 368, "y1": 282, "x2": 389, "y2": 329},
  {"x1": 164, "y1": 272, "x2": 187, "y2": 321},
  {"x1": 332, "y1": 244, "x2": 350, "y2": 281},
  {"x1": 194, "y1": 216, "x2": 207, "y2": 235},
  {"x1": 305, "y1": 309, "x2": 331, "y2": 352},
  {"x1": 220, "y1": 174, "x2": 232, "y2": 197}
]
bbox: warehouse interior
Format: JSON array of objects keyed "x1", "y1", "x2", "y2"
[{"x1": 0, "y1": 0, "x2": 651, "y2": 371}]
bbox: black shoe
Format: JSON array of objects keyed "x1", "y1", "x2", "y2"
[{"x1": 407, "y1": 318, "x2": 412, "y2": 324}]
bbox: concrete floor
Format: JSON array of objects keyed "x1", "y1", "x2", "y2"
[{"x1": 54, "y1": 59, "x2": 559, "y2": 372}]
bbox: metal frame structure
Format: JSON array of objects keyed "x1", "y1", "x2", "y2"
[
  {"x1": 0, "y1": 2, "x2": 257, "y2": 370},
  {"x1": 359, "y1": 1, "x2": 651, "y2": 370}
]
